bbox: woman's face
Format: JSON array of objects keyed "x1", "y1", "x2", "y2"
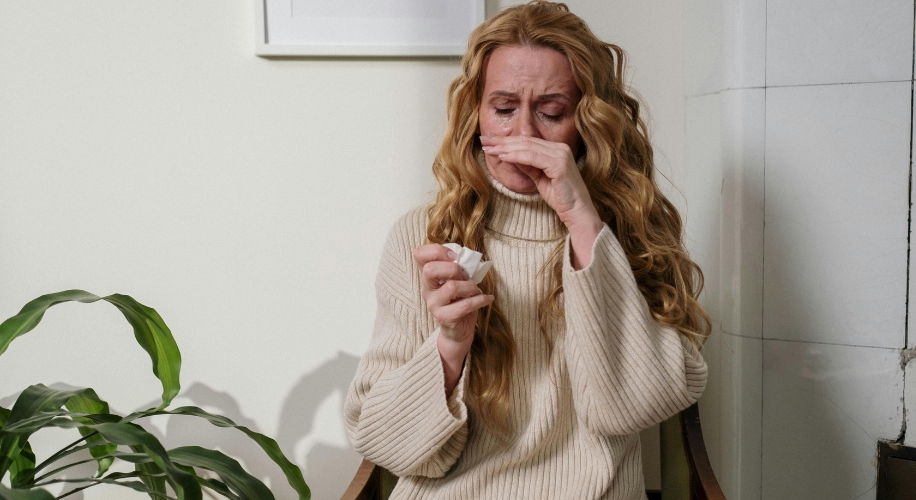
[{"x1": 478, "y1": 45, "x2": 582, "y2": 194}]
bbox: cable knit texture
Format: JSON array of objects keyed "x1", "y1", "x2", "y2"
[{"x1": 345, "y1": 172, "x2": 708, "y2": 499}]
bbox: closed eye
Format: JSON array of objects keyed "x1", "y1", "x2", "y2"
[{"x1": 495, "y1": 108, "x2": 514, "y2": 115}]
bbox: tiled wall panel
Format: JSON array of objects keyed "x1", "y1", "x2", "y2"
[
  {"x1": 685, "y1": 94, "x2": 723, "y2": 324},
  {"x1": 722, "y1": 0, "x2": 766, "y2": 90},
  {"x1": 719, "y1": 332, "x2": 762, "y2": 500},
  {"x1": 720, "y1": 88, "x2": 764, "y2": 339},
  {"x1": 687, "y1": 0, "x2": 915, "y2": 498},
  {"x1": 763, "y1": 81, "x2": 911, "y2": 348},
  {"x1": 766, "y1": 0, "x2": 914, "y2": 87},
  {"x1": 699, "y1": 327, "x2": 723, "y2": 475},
  {"x1": 762, "y1": 340, "x2": 903, "y2": 499},
  {"x1": 683, "y1": 94, "x2": 723, "y2": 480},
  {"x1": 685, "y1": 0, "x2": 723, "y2": 97},
  {"x1": 685, "y1": 94, "x2": 726, "y2": 481}
]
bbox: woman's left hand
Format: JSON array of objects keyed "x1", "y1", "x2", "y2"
[{"x1": 480, "y1": 135, "x2": 604, "y2": 269}]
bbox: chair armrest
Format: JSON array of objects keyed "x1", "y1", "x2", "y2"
[
  {"x1": 341, "y1": 459, "x2": 381, "y2": 500},
  {"x1": 679, "y1": 403, "x2": 726, "y2": 500}
]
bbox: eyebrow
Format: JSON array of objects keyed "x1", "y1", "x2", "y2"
[{"x1": 488, "y1": 90, "x2": 573, "y2": 103}]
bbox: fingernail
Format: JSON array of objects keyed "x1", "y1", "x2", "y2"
[
  {"x1": 438, "y1": 279, "x2": 445, "y2": 285},
  {"x1": 481, "y1": 146, "x2": 490, "y2": 151},
  {"x1": 447, "y1": 250, "x2": 457, "y2": 260}
]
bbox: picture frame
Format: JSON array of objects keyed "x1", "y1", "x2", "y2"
[{"x1": 255, "y1": 0, "x2": 487, "y2": 57}]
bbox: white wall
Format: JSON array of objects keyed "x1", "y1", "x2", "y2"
[
  {"x1": 0, "y1": 1, "x2": 686, "y2": 498},
  {"x1": 684, "y1": 1, "x2": 915, "y2": 499}
]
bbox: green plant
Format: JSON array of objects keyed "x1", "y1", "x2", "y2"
[{"x1": 0, "y1": 290, "x2": 311, "y2": 500}]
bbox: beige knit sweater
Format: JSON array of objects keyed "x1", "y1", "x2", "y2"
[{"x1": 345, "y1": 174, "x2": 707, "y2": 499}]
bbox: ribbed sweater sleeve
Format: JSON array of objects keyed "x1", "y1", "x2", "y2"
[
  {"x1": 563, "y1": 225, "x2": 707, "y2": 436},
  {"x1": 344, "y1": 213, "x2": 470, "y2": 477}
]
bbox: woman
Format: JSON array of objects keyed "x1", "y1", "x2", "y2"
[{"x1": 345, "y1": 2, "x2": 709, "y2": 498}]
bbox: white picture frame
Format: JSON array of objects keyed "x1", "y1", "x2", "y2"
[{"x1": 255, "y1": 0, "x2": 486, "y2": 57}]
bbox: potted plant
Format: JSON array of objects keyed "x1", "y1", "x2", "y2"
[{"x1": 0, "y1": 290, "x2": 311, "y2": 500}]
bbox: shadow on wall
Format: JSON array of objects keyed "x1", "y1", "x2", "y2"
[
  {"x1": 1, "y1": 352, "x2": 363, "y2": 500},
  {"x1": 157, "y1": 352, "x2": 363, "y2": 499},
  {"x1": 276, "y1": 351, "x2": 362, "y2": 496}
]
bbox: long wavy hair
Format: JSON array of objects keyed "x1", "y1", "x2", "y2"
[{"x1": 426, "y1": 1, "x2": 711, "y2": 434}]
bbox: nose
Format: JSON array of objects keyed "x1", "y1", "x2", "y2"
[{"x1": 516, "y1": 107, "x2": 540, "y2": 138}]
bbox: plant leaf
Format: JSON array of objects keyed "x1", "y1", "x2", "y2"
[
  {"x1": 1, "y1": 410, "x2": 94, "y2": 435},
  {"x1": 8, "y1": 442, "x2": 35, "y2": 489},
  {"x1": 95, "y1": 471, "x2": 173, "y2": 499},
  {"x1": 0, "y1": 290, "x2": 101, "y2": 357},
  {"x1": 0, "y1": 292, "x2": 311, "y2": 499},
  {"x1": 36, "y1": 450, "x2": 154, "y2": 480},
  {"x1": 129, "y1": 406, "x2": 310, "y2": 499},
  {"x1": 36, "y1": 471, "x2": 175, "y2": 500},
  {"x1": 131, "y1": 445, "x2": 167, "y2": 499},
  {"x1": 5, "y1": 411, "x2": 159, "y2": 490},
  {"x1": 63, "y1": 388, "x2": 116, "y2": 476},
  {"x1": 0, "y1": 290, "x2": 182, "y2": 408},
  {"x1": 194, "y1": 477, "x2": 238, "y2": 500},
  {"x1": 0, "y1": 407, "x2": 34, "y2": 487},
  {"x1": 172, "y1": 462, "x2": 240, "y2": 500},
  {"x1": 83, "y1": 422, "x2": 201, "y2": 500},
  {"x1": 106, "y1": 450, "x2": 155, "y2": 464},
  {"x1": 0, "y1": 385, "x2": 104, "y2": 480},
  {"x1": 11, "y1": 416, "x2": 201, "y2": 500},
  {"x1": 169, "y1": 446, "x2": 273, "y2": 500},
  {"x1": 0, "y1": 484, "x2": 54, "y2": 500},
  {"x1": 102, "y1": 293, "x2": 181, "y2": 408}
]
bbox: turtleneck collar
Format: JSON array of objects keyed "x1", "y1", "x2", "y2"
[{"x1": 479, "y1": 151, "x2": 565, "y2": 242}]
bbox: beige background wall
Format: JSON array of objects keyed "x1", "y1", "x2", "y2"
[{"x1": 0, "y1": 1, "x2": 686, "y2": 497}]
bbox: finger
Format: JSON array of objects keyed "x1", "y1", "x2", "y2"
[
  {"x1": 515, "y1": 162, "x2": 546, "y2": 183},
  {"x1": 497, "y1": 149, "x2": 551, "y2": 170},
  {"x1": 435, "y1": 294, "x2": 495, "y2": 323},
  {"x1": 495, "y1": 137, "x2": 569, "y2": 156},
  {"x1": 422, "y1": 261, "x2": 469, "y2": 290},
  {"x1": 483, "y1": 134, "x2": 557, "y2": 146},
  {"x1": 481, "y1": 135, "x2": 571, "y2": 156},
  {"x1": 414, "y1": 244, "x2": 457, "y2": 267},
  {"x1": 426, "y1": 280, "x2": 483, "y2": 309},
  {"x1": 483, "y1": 141, "x2": 571, "y2": 171},
  {"x1": 497, "y1": 151, "x2": 574, "y2": 180}
]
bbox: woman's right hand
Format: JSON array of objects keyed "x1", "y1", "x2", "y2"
[
  {"x1": 414, "y1": 244, "x2": 494, "y2": 343},
  {"x1": 414, "y1": 244, "x2": 494, "y2": 395}
]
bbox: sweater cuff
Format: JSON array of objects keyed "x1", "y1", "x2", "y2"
[
  {"x1": 352, "y1": 331, "x2": 470, "y2": 475},
  {"x1": 443, "y1": 333, "x2": 471, "y2": 420},
  {"x1": 563, "y1": 224, "x2": 627, "y2": 277},
  {"x1": 408, "y1": 330, "x2": 468, "y2": 426}
]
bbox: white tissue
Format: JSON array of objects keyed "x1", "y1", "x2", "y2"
[{"x1": 443, "y1": 243, "x2": 493, "y2": 285}]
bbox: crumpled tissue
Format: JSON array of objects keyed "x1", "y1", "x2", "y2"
[{"x1": 443, "y1": 243, "x2": 493, "y2": 285}]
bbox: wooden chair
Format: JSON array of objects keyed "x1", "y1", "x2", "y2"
[{"x1": 341, "y1": 402, "x2": 725, "y2": 500}]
